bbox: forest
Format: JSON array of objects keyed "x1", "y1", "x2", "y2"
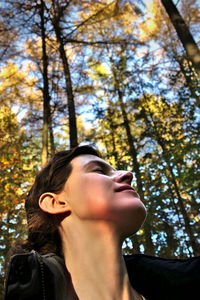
[{"x1": 0, "y1": 0, "x2": 200, "y2": 296}]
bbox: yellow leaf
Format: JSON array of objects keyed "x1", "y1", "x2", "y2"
[{"x1": 139, "y1": 229, "x2": 144, "y2": 235}]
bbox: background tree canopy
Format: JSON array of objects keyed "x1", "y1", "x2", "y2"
[{"x1": 0, "y1": 0, "x2": 200, "y2": 296}]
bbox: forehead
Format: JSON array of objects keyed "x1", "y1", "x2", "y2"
[{"x1": 71, "y1": 154, "x2": 112, "y2": 170}]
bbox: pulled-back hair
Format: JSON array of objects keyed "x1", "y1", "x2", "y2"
[{"x1": 11, "y1": 145, "x2": 100, "y2": 256}]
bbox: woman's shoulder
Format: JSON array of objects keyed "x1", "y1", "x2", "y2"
[
  {"x1": 124, "y1": 254, "x2": 200, "y2": 300},
  {"x1": 4, "y1": 251, "x2": 68, "y2": 300}
]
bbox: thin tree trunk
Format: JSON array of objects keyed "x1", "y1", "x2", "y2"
[
  {"x1": 40, "y1": 0, "x2": 51, "y2": 167},
  {"x1": 130, "y1": 235, "x2": 141, "y2": 254},
  {"x1": 3, "y1": 212, "x2": 12, "y2": 275},
  {"x1": 167, "y1": 43, "x2": 200, "y2": 106},
  {"x1": 114, "y1": 77, "x2": 154, "y2": 255},
  {"x1": 177, "y1": 57, "x2": 200, "y2": 105},
  {"x1": 57, "y1": 38, "x2": 78, "y2": 148},
  {"x1": 50, "y1": 2, "x2": 78, "y2": 148},
  {"x1": 49, "y1": 112, "x2": 55, "y2": 156},
  {"x1": 41, "y1": 117, "x2": 48, "y2": 167},
  {"x1": 142, "y1": 104, "x2": 199, "y2": 255},
  {"x1": 163, "y1": 220, "x2": 177, "y2": 257},
  {"x1": 160, "y1": 143, "x2": 199, "y2": 255},
  {"x1": 106, "y1": 104, "x2": 142, "y2": 254},
  {"x1": 107, "y1": 106, "x2": 120, "y2": 168},
  {"x1": 160, "y1": 0, "x2": 200, "y2": 74}
]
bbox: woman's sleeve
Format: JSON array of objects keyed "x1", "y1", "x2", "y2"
[{"x1": 125, "y1": 254, "x2": 200, "y2": 300}]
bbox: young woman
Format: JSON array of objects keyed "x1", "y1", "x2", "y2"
[
  {"x1": 5, "y1": 145, "x2": 147, "y2": 300},
  {"x1": 5, "y1": 145, "x2": 200, "y2": 300}
]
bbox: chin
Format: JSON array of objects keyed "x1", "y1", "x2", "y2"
[{"x1": 120, "y1": 204, "x2": 147, "y2": 238}]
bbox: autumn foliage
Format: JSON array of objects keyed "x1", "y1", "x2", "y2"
[{"x1": 0, "y1": 0, "x2": 200, "y2": 296}]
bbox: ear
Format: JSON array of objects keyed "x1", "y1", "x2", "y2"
[{"x1": 39, "y1": 192, "x2": 70, "y2": 215}]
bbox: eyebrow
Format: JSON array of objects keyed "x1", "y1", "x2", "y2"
[{"x1": 83, "y1": 160, "x2": 116, "y2": 172}]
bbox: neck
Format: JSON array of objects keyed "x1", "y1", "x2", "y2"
[{"x1": 59, "y1": 218, "x2": 141, "y2": 300}]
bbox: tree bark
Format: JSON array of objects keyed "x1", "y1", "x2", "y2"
[
  {"x1": 40, "y1": 0, "x2": 52, "y2": 167},
  {"x1": 50, "y1": 1, "x2": 78, "y2": 148},
  {"x1": 106, "y1": 106, "x2": 121, "y2": 169},
  {"x1": 49, "y1": 112, "x2": 55, "y2": 156},
  {"x1": 160, "y1": 0, "x2": 200, "y2": 74},
  {"x1": 57, "y1": 39, "x2": 78, "y2": 148}
]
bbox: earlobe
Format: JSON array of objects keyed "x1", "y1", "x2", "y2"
[{"x1": 39, "y1": 192, "x2": 70, "y2": 215}]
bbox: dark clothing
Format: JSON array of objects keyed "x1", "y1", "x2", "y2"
[
  {"x1": 125, "y1": 254, "x2": 200, "y2": 300},
  {"x1": 4, "y1": 251, "x2": 200, "y2": 300},
  {"x1": 4, "y1": 252, "x2": 68, "y2": 300}
]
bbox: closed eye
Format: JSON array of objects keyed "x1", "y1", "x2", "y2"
[
  {"x1": 84, "y1": 160, "x2": 115, "y2": 175},
  {"x1": 93, "y1": 168, "x2": 105, "y2": 174}
]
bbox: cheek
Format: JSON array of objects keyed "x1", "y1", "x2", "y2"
[{"x1": 68, "y1": 175, "x2": 114, "y2": 220}]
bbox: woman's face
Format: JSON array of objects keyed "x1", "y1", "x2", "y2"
[{"x1": 60, "y1": 154, "x2": 146, "y2": 236}]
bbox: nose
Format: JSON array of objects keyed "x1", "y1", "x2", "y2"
[{"x1": 113, "y1": 170, "x2": 133, "y2": 185}]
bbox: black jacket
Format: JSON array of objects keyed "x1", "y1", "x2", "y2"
[{"x1": 4, "y1": 251, "x2": 200, "y2": 300}]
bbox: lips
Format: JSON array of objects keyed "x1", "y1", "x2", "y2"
[
  {"x1": 115, "y1": 185, "x2": 140, "y2": 198},
  {"x1": 116, "y1": 185, "x2": 136, "y2": 193}
]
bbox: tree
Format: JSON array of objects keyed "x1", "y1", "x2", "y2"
[
  {"x1": 160, "y1": 0, "x2": 200, "y2": 74},
  {"x1": 83, "y1": 2, "x2": 200, "y2": 254},
  {"x1": 50, "y1": 0, "x2": 78, "y2": 148},
  {"x1": 0, "y1": 15, "x2": 18, "y2": 62},
  {"x1": 0, "y1": 106, "x2": 35, "y2": 295},
  {"x1": 138, "y1": 93, "x2": 200, "y2": 256},
  {"x1": 0, "y1": 1, "x2": 199, "y2": 279},
  {"x1": 40, "y1": 0, "x2": 54, "y2": 166}
]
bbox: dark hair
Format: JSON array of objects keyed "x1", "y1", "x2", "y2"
[{"x1": 11, "y1": 145, "x2": 100, "y2": 256}]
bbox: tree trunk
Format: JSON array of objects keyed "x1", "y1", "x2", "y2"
[
  {"x1": 142, "y1": 104, "x2": 199, "y2": 255},
  {"x1": 106, "y1": 104, "x2": 142, "y2": 254},
  {"x1": 130, "y1": 235, "x2": 141, "y2": 254},
  {"x1": 160, "y1": 144, "x2": 199, "y2": 255},
  {"x1": 49, "y1": 111, "x2": 55, "y2": 156},
  {"x1": 114, "y1": 80, "x2": 155, "y2": 255},
  {"x1": 40, "y1": 0, "x2": 51, "y2": 167},
  {"x1": 50, "y1": 2, "x2": 78, "y2": 148},
  {"x1": 163, "y1": 39, "x2": 200, "y2": 106},
  {"x1": 58, "y1": 39, "x2": 78, "y2": 148},
  {"x1": 177, "y1": 57, "x2": 200, "y2": 106},
  {"x1": 107, "y1": 106, "x2": 120, "y2": 168},
  {"x1": 160, "y1": 0, "x2": 200, "y2": 74}
]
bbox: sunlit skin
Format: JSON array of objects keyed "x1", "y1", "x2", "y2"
[{"x1": 39, "y1": 154, "x2": 147, "y2": 300}]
